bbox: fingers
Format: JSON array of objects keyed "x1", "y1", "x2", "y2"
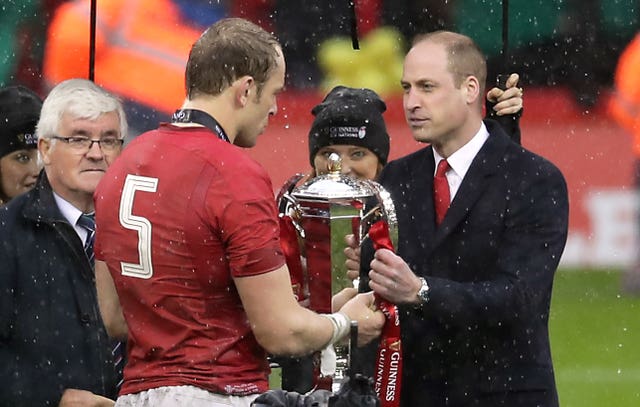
[
  {"x1": 486, "y1": 87, "x2": 501, "y2": 103},
  {"x1": 486, "y1": 72, "x2": 522, "y2": 104},
  {"x1": 344, "y1": 245, "x2": 360, "y2": 262},
  {"x1": 354, "y1": 291, "x2": 375, "y2": 307},
  {"x1": 344, "y1": 233, "x2": 358, "y2": 249},
  {"x1": 346, "y1": 268, "x2": 360, "y2": 281},
  {"x1": 505, "y1": 72, "x2": 520, "y2": 89},
  {"x1": 367, "y1": 249, "x2": 419, "y2": 304},
  {"x1": 332, "y1": 287, "x2": 357, "y2": 312},
  {"x1": 357, "y1": 312, "x2": 386, "y2": 346},
  {"x1": 339, "y1": 292, "x2": 385, "y2": 346},
  {"x1": 344, "y1": 235, "x2": 361, "y2": 282},
  {"x1": 492, "y1": 84, "x2": 524, "y2": 116},
  {"x1": 351, "y1": 293, "x2": 385, "y2": 346}
]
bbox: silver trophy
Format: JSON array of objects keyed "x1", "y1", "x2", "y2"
[{"x1": 277, "y1": 153, "x2": 397, "y2": 391}]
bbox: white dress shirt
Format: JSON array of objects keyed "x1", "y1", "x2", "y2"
[{"x1": 432, "y1": 122, "x2": 490, "y2": 202}]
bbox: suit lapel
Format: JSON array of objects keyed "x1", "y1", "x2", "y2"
[
  {"x1": 430, "y1": 125, "x2": 511, "y2": 251},
  {"x1": 392, "y1": 147, "x2": 437, "y2": 256}
]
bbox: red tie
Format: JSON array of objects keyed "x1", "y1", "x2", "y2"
[{"x1": 434, "y1": 159, "x2": 450, "y2": 225}]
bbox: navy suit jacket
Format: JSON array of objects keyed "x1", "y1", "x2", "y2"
[{"x1": 369, "y1": 120, "x2": 568, "y2": 407}]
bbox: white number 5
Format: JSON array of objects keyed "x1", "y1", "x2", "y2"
[{"x1": 119, "y1": 174, "x2": 158, "y2": 279}]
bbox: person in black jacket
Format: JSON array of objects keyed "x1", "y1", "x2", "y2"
[
  {"x1": 0, "y1": 85, "x2": 42, "y2": 206},
  {"x1": 0, "y1": 78, "x2": 127, "y2": 407},
  {"x1": 347, "y1": 31, "x2": 568, "y2": 406}
]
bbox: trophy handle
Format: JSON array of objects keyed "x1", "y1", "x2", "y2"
[
  {"x1": 276, "y1": 173, "x2": 310, "y2": 237},
  {"x1": 360, "y1": 180, "x2": 398, "y2": 250},
  {"x1": 276, "y1": 173, "x2": 308, "y2": 211}
]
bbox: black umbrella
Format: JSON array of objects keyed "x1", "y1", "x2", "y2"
[
  {"x1": 89, "y1": 0, "x2": 97, "y2": 81},
  {"x1": 348, "y1": 0, "x2": 359, "y2": 50},
  {"x1": 496, "y1": 0, "x2": 510, "y2": 89}
]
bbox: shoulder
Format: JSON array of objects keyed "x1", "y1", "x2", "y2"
[
  {"x1": 383, "y1": 146, "x2": 432, "y2": 175},
  {"x1": 506, "y1": 142, "x2": 565, "y2": 182},
  {"x1": 0, "y1": 192, "x2": 35, "y2": 255},
  {"x1": 0, "y1": 191, "x2": 30, "y2": 226},
  {"x1": 497, "y1": 143, "x2": 568, "y2": 210},
  {"x1": 482, "y1": 121, "x2": 565, "y2": 183}
]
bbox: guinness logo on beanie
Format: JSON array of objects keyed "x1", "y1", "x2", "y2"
[
  {"x1": 308, "y1": 86, "x2": 390, "y2": 166},
  {"x1": 328, "y1": 125, "x2": 367, "y2": 139},
  {"x1": 0, "y1": 85, "x2": 42, "y2": 159}
]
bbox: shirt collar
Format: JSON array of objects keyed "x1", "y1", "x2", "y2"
[
  {"x1": 433, "y1": 122, "x2": 489, "y2": 179},
  {"x1": 53, "y1": 192, "x2": 92, "y2": 243},
  {"x1": 53, "y1": 191, "x2": 84, "y2": 227}
]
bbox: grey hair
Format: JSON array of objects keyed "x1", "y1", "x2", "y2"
[{"x1": 36, "y1": 79, "x2": 128, "y2": 140}]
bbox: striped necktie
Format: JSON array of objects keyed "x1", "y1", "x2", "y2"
[
  {"x1": 77, "y1": 212, "x2": 125, "y2": 391},
  {"x1": 77, "y1": 213, "x2": 96, "y2": 267}
]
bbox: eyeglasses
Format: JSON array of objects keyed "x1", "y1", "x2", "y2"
[{"x1": 51, "y1": 136, "x2": 124, "y2": 152}]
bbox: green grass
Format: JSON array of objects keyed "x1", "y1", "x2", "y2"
[{"x1": 551, "y1": 269, "x2": 640, "y2": 406}]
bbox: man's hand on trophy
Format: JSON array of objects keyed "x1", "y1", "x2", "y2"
[
  {"x1": 338, "y1": 292, "x2": 385, "y2": 346},
  {"x1": 369, "y1": 248, "x2": 423, "y2": 305},
  {"x1": 343, "y1": 234, "x2": 361, "y2": 282}
]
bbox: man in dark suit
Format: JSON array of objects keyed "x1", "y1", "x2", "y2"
[{"x1": 350, "y1": 31, "x2": 569, "y2": 406}]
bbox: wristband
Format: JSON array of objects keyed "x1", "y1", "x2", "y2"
[{"x1": 321, "y1": 312, "x2": 350, "y2": 345}]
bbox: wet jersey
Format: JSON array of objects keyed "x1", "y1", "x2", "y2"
[{"x1": 95, "y1": 123, "x2": 285, "y2": 396}]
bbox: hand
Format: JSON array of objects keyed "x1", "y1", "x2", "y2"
[
  {"x1": 486, "y1": 73, "x2": 523, "y2": 116},
  {"x1": 332, "y1": 287, "x2": 357, "y2": 312},
  {"x1": 59, "y1": 389, "x2": 115, "y2": 407},
  {"x1": 338, "y1": 291, "x2": 385, "y2": 346},
  {"x1": 368, "y1": 249, "x2": 421, "y2": 305},
  {"x1": 343, "y1": 234, "x2": 360, "y2": 281}
]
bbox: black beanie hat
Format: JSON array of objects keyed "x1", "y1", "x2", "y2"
[
  {"x1": 308, "y1": 86, "x2": 390, "y2": 166},
  {"x1": 0, "y1": 85, "x2": 42, "y2": 159}
]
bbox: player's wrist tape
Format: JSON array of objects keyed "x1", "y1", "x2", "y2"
[{"x1": 321, "y1": 312, "x2": 350, "y2": 345}]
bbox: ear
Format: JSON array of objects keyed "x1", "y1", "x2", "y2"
[
  {"x1": 463, "y1": 75, "x2": 481, "y2": 105},
  {"x1": 235, "y1": 76, "x2": 255, "y2": 107},
  {"x1": 38, "y1": 137, "x2": 53, "y2": 166}
]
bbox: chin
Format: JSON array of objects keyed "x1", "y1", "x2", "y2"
[
  {"x1": 80, "y1": 173, "x2": 105, "y2": 189},
  {"x1": 411, "y1": 129, "x2": 434, "y2": 144},
  {"x1": 233, "y1": 132, "x2": 258, "y2": 148}
]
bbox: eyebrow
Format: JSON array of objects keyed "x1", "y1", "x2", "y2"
[{"x1": 70, "y1": 129, "x2": 120, "y2": 138}]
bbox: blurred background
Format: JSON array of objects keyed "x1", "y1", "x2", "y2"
[{"x1": 2, "y1": 0, "x2": 639, "y2": 405}]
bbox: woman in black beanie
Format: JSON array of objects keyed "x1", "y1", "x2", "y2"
[
  {"x1": 308, "y1": 85, "x2": 390, "y2": 180},
  {"x1": 0, "y1": 85, "x2": 42, "y2": 205}
]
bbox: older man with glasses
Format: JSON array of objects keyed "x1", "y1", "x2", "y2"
[{"x1": 0, "y1": 78, "x2": 127, "y2": 407}]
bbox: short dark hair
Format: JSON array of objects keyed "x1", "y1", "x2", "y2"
[
  {"x1": 185, "y1": 18, "x2": 281, "y2": 99},
  {"x1": 412, "y1": 31, "x2": 487, "y2": 96}
]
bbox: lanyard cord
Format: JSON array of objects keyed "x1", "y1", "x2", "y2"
[{"x1": 171, "y1": 109, "x2": 230, "y2": 143}]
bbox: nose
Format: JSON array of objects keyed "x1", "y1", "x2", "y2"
[
  {"x1": 403, "y1": 87, "x2": 420, "y2": 111},
  {"x1": 340, "y1": 158, "x2": 354, "y2": 176},
  {"x1": 85, "y1": 140, "x2": 105, "y2": 159},
  {"x1": 28, "y1": 160, "x2": 41, "y2": 177}
]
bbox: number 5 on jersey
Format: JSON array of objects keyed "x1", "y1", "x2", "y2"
[{"x1": 119, "y1": 174, "x2": 159, "y2": 279}]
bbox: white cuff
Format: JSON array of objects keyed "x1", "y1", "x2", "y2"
[{"x1": 322, "y1": 312, "x2": 350, "y2": 345}]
